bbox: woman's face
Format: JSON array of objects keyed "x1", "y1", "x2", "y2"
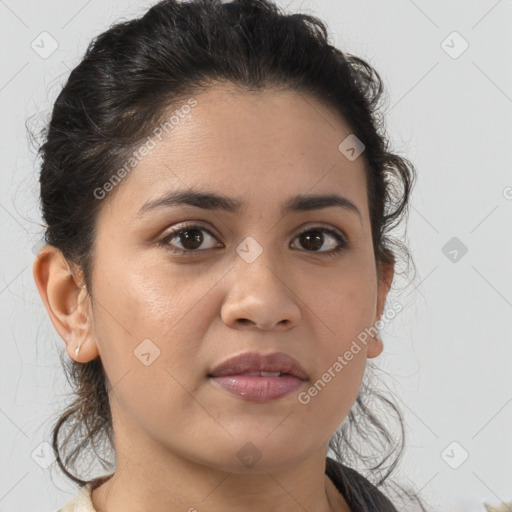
[{"x1": 68, "y1": 85, "x2": 391, "y2": 473}]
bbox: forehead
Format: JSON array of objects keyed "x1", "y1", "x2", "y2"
[{"x1": 99, "y1": 84, "x2": 368, "y2": 218}]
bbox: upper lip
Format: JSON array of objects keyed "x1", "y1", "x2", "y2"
[{"x1": 209, "y1": 351, "x2": 308, "y2": 380}]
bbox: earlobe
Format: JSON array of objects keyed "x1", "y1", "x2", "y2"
[
  {"x1": 367, "y1": 332, "x2": 383, "y2": 359},
  {"x1": 33, "y1": 245, "x2": 99, "y2": 362},
  {"x1": 367, "y1": 261, "x2": 395, "y2": 359}
]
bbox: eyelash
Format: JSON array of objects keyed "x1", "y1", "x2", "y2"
[{"x1": 157, "y1": 223, "x2": 349, "y2": 258}]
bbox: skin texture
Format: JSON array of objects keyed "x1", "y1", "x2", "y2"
[{"x1": 33, "y1": 85, "x2": 394, "y2": 512}]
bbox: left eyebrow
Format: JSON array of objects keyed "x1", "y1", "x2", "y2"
[{"x1": 136, "y1": 189, "x2": 362, "y2": 222}]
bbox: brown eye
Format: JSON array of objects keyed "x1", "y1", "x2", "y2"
[
  {"x1": 298, "y1": 230, "x2": 324, "y2": 251},
  {"x1": 291, "y1": 227, "x2": 347, "y2": 256},
  {"x1": 174, "y1": 228, "x2": 204, "y2": 251},
  {"x1": 159, "y1": 225, "x2": 221, "y2": 254}
]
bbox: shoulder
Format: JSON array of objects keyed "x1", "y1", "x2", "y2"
[
  {"x1": 325, "y1": 456, "x2": 399, "y2": 512},
  {"x1": 56, "y1": 483, "x2": 96, "y2": 512}
]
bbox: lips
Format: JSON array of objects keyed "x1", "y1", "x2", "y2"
[{"x1": 208, "y1": 351, "x2": 308, "y2": 381}]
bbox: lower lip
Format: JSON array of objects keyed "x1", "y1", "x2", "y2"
[{"x1": 209, "y1": 375, "x2": 306, "y2": 402}]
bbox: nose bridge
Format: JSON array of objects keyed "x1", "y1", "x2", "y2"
[{"x1": 221, "y1": 238, "x2": 301, "y2": 330}]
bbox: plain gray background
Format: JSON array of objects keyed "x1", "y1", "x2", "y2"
[{"x1": 0, "y1": 1, "x2": 511, "y2": 511}]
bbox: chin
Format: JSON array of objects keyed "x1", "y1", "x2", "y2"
[{"x1": 193, "y1": 438, "x2": 315, "y2": 475}]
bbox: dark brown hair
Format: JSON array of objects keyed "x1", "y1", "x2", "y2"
[{"x1": 35, "y1": 0, "x2": 425, "y2": 509}]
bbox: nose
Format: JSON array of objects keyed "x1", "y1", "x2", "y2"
[{"x1": 221, "y1": 252, "x2": 301, "y2": 331}]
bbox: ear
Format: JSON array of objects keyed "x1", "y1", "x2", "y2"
[
  {"x1": 32, "y1": 245, "x2": 99, "y2": 363},
  {"x1": 367, "y1": 260, "x2": 394, "y2": 359}
]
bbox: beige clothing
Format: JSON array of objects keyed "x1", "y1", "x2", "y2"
[{"x1": 57, "y1": 484, "x2": 96, "y2": 512}]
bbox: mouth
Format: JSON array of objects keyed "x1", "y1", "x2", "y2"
[
  {"x1": 208, "y1": 351, "x2": 308, "y2": 402},
  {"x1": 208, "y1": 373, "x2": 306, "y2": 402},
  {"x1": 209, "y1": 370, "x2": 298, "y2": 377},
  {"x1": 209, "y1": 351, "x2": 308, "y2": 379}
]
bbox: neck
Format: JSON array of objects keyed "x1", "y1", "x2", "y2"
[
  {"x1": 90, "y1": 444, "x2": 350, "y2": 512},
  {"x1": 89, "y1": 397, "x2": 351, "y2": 512}
]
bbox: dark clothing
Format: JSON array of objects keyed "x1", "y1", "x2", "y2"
[{"x1": 325, "y1": 456, "x2": 399, "y2": 511}]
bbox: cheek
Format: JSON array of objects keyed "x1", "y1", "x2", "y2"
[
  {"x1": 292, "y1": 338, "x2": 366, "y2": 442},
  {"x1": 288, "y1": 262, "x2": 377, "y2": 432},
  {"x1": 89, "y1": 262, "x2": 212, "y2": 438},
  {"x1": 305, "y1": 255, "x2": 378, "y2": 340},
  {"x1": 92, "y1": 244, "x2": 214, "y2": 338},
  {"x1": 89, "y1": 252, "x2": 220, "y2": 396}
]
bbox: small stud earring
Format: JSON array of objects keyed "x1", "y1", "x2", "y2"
[{"x1": 75, "y1": 342, "x2": 82, "y2": 356}]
